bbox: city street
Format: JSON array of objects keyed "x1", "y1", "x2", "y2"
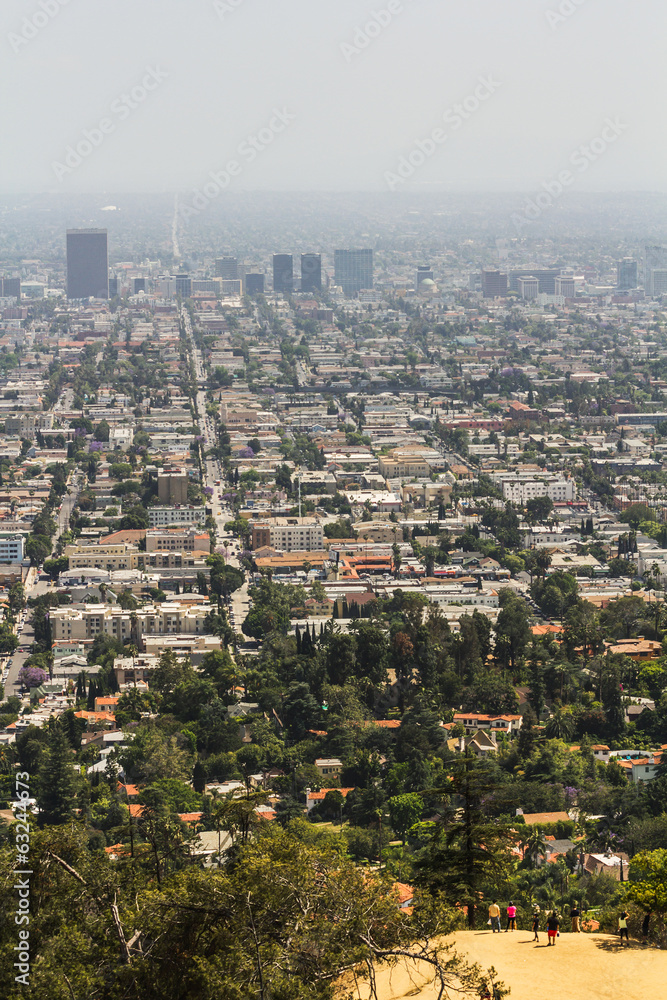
[{"x1": 184, "y1": 307, "x2": 252, "y2": 635}]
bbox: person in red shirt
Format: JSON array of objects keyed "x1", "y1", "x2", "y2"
[{"x1": 547, "y1": 911, "x2": 560, "y2": 945}]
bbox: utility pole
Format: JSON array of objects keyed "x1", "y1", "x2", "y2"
[{"x1": 298, "y1": 470, "x2": 302, "y2": 520}]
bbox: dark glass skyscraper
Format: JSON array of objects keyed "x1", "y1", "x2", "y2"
[
  {"x1": 617, "y1": 258, "x2": 638, "y2": 290},
  {"x1": 66, "y1": 229, "x2": 109, "y2": 299},
  {"x1": 245, "y1": 273, "x2": 265, "y2": 295},
  {"x1": 334, "y1": 249, "x2": 373, "y2": 295},
  {"x1": 273, "y1": 254, "x2": 293, "y2": 294},
  {"x1": 215, "y1": 256, "x2": 238, "y2": 279},
  {"x1": 0, "y1": 277, "x2": 20, "y2": 298},
  {"x1": 300, "y1": 253, "x2": 322, "y2": 293}
]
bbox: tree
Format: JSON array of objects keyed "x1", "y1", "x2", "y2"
[
  {"x1": 525, "y1": 496, "x2": 553, "y2": 523},
  {"x1": 43, "y1": 556, "x2": 69, "y2": 580},
  {"x1": 116, "y1": 590, "x2": 138, "y2": 611},
  {"x1": 495, "y1": 589, "x2": 531, "y2": 672},
  {"x1": 620, "y1": 503, "x2": 655, "y2": 530},
  {"x1": 207, "y1": 557, "x2": 244, "y2": 598},
  {"x1": 120, "y1": 505, "x2": 148, "y2": 530},
  {"x1": 26, "y1": 535, "x2": 52, "y2": 565},
  {"x1": 7, "y1": 581, "x2": 26, "y2": 615},
  {"x1": 37, "y1": 720, "x2": 77, "y2": 825},
  {"x1": 93, "y1": 419, "x2": 110, "y2": 442},
  {"x1": 0, "y1": 823, "x2": 507, "y2": 999},
  {"x1": 388, "y1": 792, "x2": 424, "y2": 845},
  {"x1": 544, "y1": 707, "x2": 574, "y2": 740},
  {"x1": 414, "y1": 751, "x2": 513, "y2": 929},
  {"x1": 522, "y1": 826, "x2": 547, "y2": 868},
  {"x1": 625, "y1": 849, "x2": 667, "y2": 946}
]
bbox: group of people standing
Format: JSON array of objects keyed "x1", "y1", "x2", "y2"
[
  {"x1": 488, "y1": 901, "x2": 582, "y2": 943},
  {"x1": 488, "y1": 901, "x2": 651, "y2": 946}
]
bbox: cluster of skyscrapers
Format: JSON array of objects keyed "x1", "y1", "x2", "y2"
[
  {"x1": 63, "y1": 229, "x2": 375, "y2": 301},
  {"x1": 53, "y1": 230, "x2": 667, "y2": 305}
]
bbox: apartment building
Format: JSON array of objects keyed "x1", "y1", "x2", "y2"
[
  {"x1": 0, "y1": 534, "x2": 25, "y2": 563},
  {"x1": 147, "y1": 506, "x2": 206, "y2": 528},
  {"x1": 251, "y1": 518, "x2": 324, "y2": 552},
  {"x1": 157, "y1": 469, "x2": 188, "y2": 505},
  {"x1": 65, "y1": 543, "x2": 140, "y2": 572},
  {"x1": 50, "y1": 601, "x2": 210, "y2": 643},
  {"x1": 145, "y1": 528, "x2": 210, "y2": 554},
  {"x1": 378, "y1": 446, "x2": 443, "y2": 479},
  {"x1": 491, "y1": 473, "x2": 576, "y2": 503}
]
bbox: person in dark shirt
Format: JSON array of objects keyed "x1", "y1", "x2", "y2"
[
  {"x1": 570, "y1": 902, "x2": 581, "y2": 933},
  {"x1": 642, "y1": 911, "x2": 651, "y2": 945},
  {"x1": 531, "y1": 906, "x2": 540, "y2": 942},
  {"x1": 546, "y1": 911, "x2": 560, "y2": 945}
]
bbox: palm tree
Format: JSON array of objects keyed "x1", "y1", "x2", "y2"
[
  {"x1": 544, "y1": 706, "x2": 574, "y2": 740},
  {"x1": 535, "y1": 549, "x2": 552, "y2": 580},
  {"x1": 523, "y1": 826, "x2": 548, "y2": 868}
]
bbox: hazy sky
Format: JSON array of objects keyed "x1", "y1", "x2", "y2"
[{"x1": 1, "y1": 0, "x2": 664, "y2": 194}]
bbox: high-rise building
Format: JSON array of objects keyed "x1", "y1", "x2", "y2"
[
  {"x1": 175, "y1": 274, "x2": 191, "y2": 298},
  {"x1": 133, "y1": 277, "x2": 146, "y2": 294},
  {"x1": 334, "y1": 249, "x2": 373, "y2": 295},
  {"x1": 66, "y1": 229, "x2": 109, "y2": 299},
  {"x1": 509, "y1": 268, "x2": 561, "y2": 294},
  {"x1": 555, "y1": 275, "x2": 576, "y2": 298},
  {"x1": 416, "y1": 265, "x2": 433, "y2": 287},
  {"x1": 0, "y1": 278, "x2": 20, "y2": 298},
  {"x1": 645, "y1": 246, "x2": 667, "y2": 294},
  {"x1": 517, "y1": 276, "x2": 539, "y2": 300},
  {"x1": 245, "y1": 273, "x2": 265, "y2": 295},
  {"x1": 481, "y1": 269, "x2": 508, "y2": 298},
  {"x1": 617, "y1": 258, "x2": 638, "y2": 290},
  {"x1": 108, "y1": 277, "x2": 119, "y2": 297},
  {"x1": 273, "y1": 254, "x2": 293, "y2": 294},
  {"x1": 215, "y1": 256, "x2": 238, "y2": 279},
  {"x1": 157, "y1": 470, "x2": 188, "y2": 505},
  {"x1": 652, "y1": 270, "x2": 667, "y2": 296},
  {"x1": 300, "y1": 253, "x2": 322, "y2": 293}
]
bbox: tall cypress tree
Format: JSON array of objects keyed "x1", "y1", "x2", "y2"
[
  {"x1": 37, "y1": 721, "x2": 76, "y2": 826},
  {"x1": 295, "y1": 624, "x2": 302, "y2": 654}
]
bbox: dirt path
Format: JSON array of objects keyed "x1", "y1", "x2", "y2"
[{"x1": 351, "y1": 930, "x2": 667, "y2": 1000}]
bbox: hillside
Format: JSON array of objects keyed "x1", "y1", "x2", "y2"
[{"x1": 352, "y1": 930, "x2": 666, "y2": 1000}]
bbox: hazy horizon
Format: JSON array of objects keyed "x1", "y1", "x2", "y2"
[{"x1": 2, "y1": 0, "x2": 665, "y2": 196}]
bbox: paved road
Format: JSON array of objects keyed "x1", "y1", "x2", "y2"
[
  {"x1": 2, "y1": 578, "x2": 52, "y2": 698},
  {"x1": 182, "y1": 307, "x2": 252, "y2": 635},
  {"x1": 2, "y1": 470, "x2": 81, "y2": 698}
]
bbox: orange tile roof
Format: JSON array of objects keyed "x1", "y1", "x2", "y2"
[
  {"x1": 306, "y1": 787, "x2": 354, "y2": 802},
  {"x1": 117, "y1": 783, "x2": 139, "y2": 797}
]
